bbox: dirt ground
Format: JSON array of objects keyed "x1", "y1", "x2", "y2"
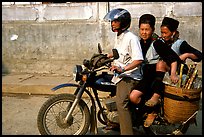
[
  {"x1": 2, "y1": 94, "x2": 120, "y2": 135},
  {"x1": 2, "y1": 94, "x2": 202, "y2": 135}
]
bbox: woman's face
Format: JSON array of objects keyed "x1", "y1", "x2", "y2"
[
  {"x1": 139, "y1": 23, "x2": 154, "y2": 41},
  {"x1": 160, "y1": 26, "x2": 174, "y2": 41}
]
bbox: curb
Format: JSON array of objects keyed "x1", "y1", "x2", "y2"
[{"x1": 2, "y1": 83, "x2": 110, "y2": 98}]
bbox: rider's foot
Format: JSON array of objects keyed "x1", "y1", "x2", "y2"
[
  {"x1": 104, "y1": 125, "x2": 120, "y2": 131},
  {"x1": 145, "y1": 99, "x2": 160, "y2": 107},
  {"x1": 103, "y1": 123, "x2": 120, "y2": 131},
  {"x1": 144, "y1": 113, "x2": 157, "y2": 127},
  {"x1": 145, "y1": 93, "x2": 160, "y2": 107}
]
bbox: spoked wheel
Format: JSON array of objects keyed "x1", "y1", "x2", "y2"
[{"x1": 37, "y1": 94, "x2": 90, "y2": 135}]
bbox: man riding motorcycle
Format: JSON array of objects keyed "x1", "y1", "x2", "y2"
[{"x1": 104, "y1": 8, "x2": 144, "y2": 135}]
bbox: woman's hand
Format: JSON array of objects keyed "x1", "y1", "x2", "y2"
[{"x1": 170, "y1": 74, "x2": 179, "y2": 84}]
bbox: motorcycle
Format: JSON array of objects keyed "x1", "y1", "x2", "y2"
[{"x1": 37, "y1": 43, "x2": 199, "y2": 135}]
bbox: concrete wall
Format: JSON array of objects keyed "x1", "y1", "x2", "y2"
[{"x1": 2, "y1": 2, "x2": 202, "y2": 76}]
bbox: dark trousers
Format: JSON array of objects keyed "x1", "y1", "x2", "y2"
[{"x1": 116, "y1": 77, "x2": 139, "y2": 135}]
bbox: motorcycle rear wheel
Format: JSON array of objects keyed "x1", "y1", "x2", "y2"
[{"x1": 37, "y1": 94, "x2": 90, "y2": 135}]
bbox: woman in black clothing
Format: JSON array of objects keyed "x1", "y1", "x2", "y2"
[
  {"x1": 129, "y1": 13, "x2": 182, "y2": 103},
  {"x1": 129, "y1": 14, "x2": 183, "y2": 103},
  {"x1": 130, "y1": 16, "x2": 202, "y2": 106},
  {"x1": 129, "y1": 15, "x2": 184, "y2": 127},
  {"x1": 145, "y1": 17, "x2": 202, "y2": 106},
  {"x1": 130, "y1": 16, "x2": 202, "y2": 127},
  {"x1": 129, "y1": 14, "x2": 160, "y2": 104}
]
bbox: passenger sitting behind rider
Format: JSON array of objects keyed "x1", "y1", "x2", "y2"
[
  {"x1": 104, "y1": 8, "x2": 144, "y2": 135},
  {"x1": 129, "y1": 14, "x2": 159, "y2": 106},
  {"x1": 129, "y1": 15, "x2": 185, "y2": 127},
  {"x1": 146, "y1": 17, "x2": 202, "y2": 107}
]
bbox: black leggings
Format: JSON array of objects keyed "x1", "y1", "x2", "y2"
[{"x1": 151, "y1": 71, "x2": 165, "y2": 95}]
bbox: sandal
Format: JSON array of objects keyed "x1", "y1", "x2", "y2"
[
  {"x1": 145, "y1": 99, "x2": 160, "y2": 107},
  {"x1": 144, "y1": 113, "x2": 157, "y2": 127},
  {"x1": 104, "y1": 122, "x2": 120, "y2": 131}
]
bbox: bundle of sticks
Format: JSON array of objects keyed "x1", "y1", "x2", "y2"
[{"x1": 177, "y1": 63, "x2": 198, "y2": 89}]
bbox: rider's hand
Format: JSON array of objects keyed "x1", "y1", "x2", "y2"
[
  {"x1": 170, "y1": 74, "x2": 179, "y2": 84},
  {"x1": 110, "y1": 65, "x2": 124, "y2": 73},
  {"x1": 107, "y1": 53, "x2": 113, "y2": 58},
  {"x1": 110, "y1": 65, "x2": 117, "y2": 71}
]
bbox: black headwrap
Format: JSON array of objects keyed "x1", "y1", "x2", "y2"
[
  {"x1": 161, "y1": 17, "x2": 179, "y2": 32},
  {"x1": 139, "y1": 14, "x2": 156, "y2": 29}
]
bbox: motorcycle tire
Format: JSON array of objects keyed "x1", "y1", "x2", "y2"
[{"x1": 37, "y1": 94, "x2": 90, "y2": 135}]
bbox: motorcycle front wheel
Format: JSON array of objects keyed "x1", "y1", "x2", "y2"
[{"x1": 37, "y1": 94, "x2": 90, "y2": 135}]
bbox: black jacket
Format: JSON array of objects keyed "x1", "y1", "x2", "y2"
[
  {"x1": 153, "y1": 39, "x2": 182, "y2": 67},
  {"x1": 179, "y1": 41, "x2": 202, "y2": 62}
]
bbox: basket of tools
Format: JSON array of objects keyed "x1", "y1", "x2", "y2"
[{"x1": 163, "y1": 63, "x2": 202, "y2": 124}]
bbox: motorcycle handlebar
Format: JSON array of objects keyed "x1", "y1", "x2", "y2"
[
  {"x1": 98, "y1": 48, "x2": 119, "y2": 67},
  {"x1": 101, "y1": 58, "x2": 115, "y2": 65}
]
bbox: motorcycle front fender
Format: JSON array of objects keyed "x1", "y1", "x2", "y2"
[{"x1": 51, "y1": 83, "x2": 80, "y2": 91}]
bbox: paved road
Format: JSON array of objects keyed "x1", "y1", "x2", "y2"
[{"x1": 2, "y1": 94, "x2": 202, "y2": 135}]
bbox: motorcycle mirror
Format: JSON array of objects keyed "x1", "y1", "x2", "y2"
[
  {"x1": 112, "y1": 49, "x2": 119, "y2": 59},
  {"x1": 98, "y1": 43, "x2": 102, "y2": 54}
]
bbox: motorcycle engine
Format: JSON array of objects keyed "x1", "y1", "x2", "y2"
[{"x1": 103, "y1": 97, "x2": 119, "y2": 123}]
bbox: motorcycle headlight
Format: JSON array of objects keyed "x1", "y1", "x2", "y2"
[{"x1": 73, "y1": 65, "x2": 82, "y2": 82}]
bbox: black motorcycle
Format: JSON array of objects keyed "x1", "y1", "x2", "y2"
[{"x1": 37, "y1": 44, "x2": 199, "y2": 135}]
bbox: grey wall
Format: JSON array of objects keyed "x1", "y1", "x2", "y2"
[{"x1": 2, "y1": 2, "x2": 202, "y2": 76}]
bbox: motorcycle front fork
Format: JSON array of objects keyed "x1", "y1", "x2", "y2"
[
  {"x1": 63, "y1": 83, "x2": 99, "y2": 134},
  {"x1": 64, "y1": 83, "x2": 87, "y2": 123}
]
